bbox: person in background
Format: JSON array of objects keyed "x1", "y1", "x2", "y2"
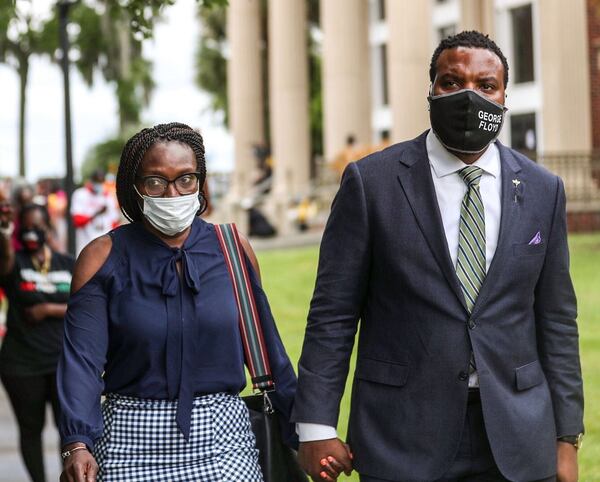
[
  {"x1": 10, "y1": 184, "x2": 35, "y2": 251},
  {"x1": 46, "y1": 180, "x2": 68, "y2": 253},
  {"x1": 330, "y1": 134, "x2": 364, "y2": 178},
  {"x1": 70, "y1": 170, "x2": 120, "y2": 256},
  {"x1": 0, "y1": 202, "x2": 75, "y2": 482}
]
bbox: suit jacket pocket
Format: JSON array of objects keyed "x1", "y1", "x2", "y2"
[
  {"x1": 355, "y1": 357, "x2": 409, "y2": 387},
  {"x1": 515, "y1": 360, "x2": 544, "y2": 391},
  {"x1": 513, "y1": 242, "x2": 545, "y2": 256}
]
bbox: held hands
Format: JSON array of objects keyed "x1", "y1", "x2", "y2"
[
  {"x1": 298, "y1": 438, "x2": 353, "y2": 482},
  {"x1": 557, "y1": 441, "x2": 578, "y2": 482},
  {"x1": 60, "y1": 445, "x2": 98, "y2": 482}
]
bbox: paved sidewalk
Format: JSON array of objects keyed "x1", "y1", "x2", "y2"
[
  {"x1": 0, "y1": 383, "x2": 61, "y2": 481},
  {"x1": 249, "y1": 229, "x2": 323, "y2": 251}
]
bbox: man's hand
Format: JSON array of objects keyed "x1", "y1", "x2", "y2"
[
  {"x1": 60, "y1": 446, "x2": 98, "y2": 482},
  {"x1": 298, "y1": 438, "x2": 353, "y2": 482},
  {"x1": 557, "y1": 441, "x2": 578, "y2": 482}
]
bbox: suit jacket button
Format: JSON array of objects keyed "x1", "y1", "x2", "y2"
[
  {"x1": 458, "y1": 371, "x2": 468, "y2": 381},
  {"x1": 468, "y1": 319, "x2": 476, "y2": 329}
]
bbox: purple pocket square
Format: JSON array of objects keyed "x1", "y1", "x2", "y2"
[{"x1": 528, "y1": 231, "x2": 542, "y2": 245}]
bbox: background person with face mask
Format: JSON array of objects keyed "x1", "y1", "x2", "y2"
[
  {"x1": 70, "y1": 169, "x2": 120, "y2": 256},
  {"x1": 57, "y1": 123, "x2": 298, "y2": 482},
  {"x1": 293, "y1": 30, "x2": 583, "y2": 482},
  {"x1": 0, "y1": 202, "x2": 75, "y2": 482}
]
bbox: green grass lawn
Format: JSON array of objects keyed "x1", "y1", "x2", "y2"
[{"x1": 256, "y1": 233, "x2": 600, "y2": 481}]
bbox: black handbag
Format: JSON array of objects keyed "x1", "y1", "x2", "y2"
[{"x1": 215, "y1": 224, "x2": 308, "y2": 482}]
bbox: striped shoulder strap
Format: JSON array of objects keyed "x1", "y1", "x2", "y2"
[{"x1": 214, "y1": 223, "x2": 274, "y2": 392}]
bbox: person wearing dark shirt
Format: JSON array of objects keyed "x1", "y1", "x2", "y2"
[
  {"x1": 0, "y1": 202, "x2": 74, "y2": 482},
  {"x1": 57, "y1": 123, "x2": 298, "y2": 482}
]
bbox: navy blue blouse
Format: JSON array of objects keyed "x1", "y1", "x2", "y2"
[{"x1": 57, "y1": 218, "x2": 297, "y2": 449}]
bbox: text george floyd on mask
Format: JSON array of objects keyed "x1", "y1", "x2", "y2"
[{"x1": 428, "y1": 89, "x2": 508, "y2": 154}]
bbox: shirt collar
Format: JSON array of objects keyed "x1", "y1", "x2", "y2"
[{"x1": 426, "y1": 130, "x2": 500, "y2": 179}]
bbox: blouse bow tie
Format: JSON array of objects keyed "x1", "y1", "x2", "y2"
[
  {"x1": 161, "y1": 247, "x2": 201, "y2": 439},
  {"x1": 161, "y1": 248, "x2": 201, "y2": 297}
]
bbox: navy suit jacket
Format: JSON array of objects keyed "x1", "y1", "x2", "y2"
[{"x1": 292, "y1": 131, "x2": 584, "y2": 481}]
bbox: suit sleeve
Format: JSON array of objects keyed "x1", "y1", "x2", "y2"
[
  {"x1": 292, "y1": 162, "x2": 371, "y2": 427},
  {"x1": 534, "y1": 176, "x2": 584, "y2": 437}
]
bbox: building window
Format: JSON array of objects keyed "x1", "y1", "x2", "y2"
[
  {"x1": 380, "y1": 44, "x2": 389, "y2": 106},
  {"x1": 377, "y1": 0, "x2": 386, "y2": 20},
  {"x1": 510, "y1": 113, "x2": 537, "y2": 157},
  {"x1": 438, "y1": 24, "x2": 456, "y2": 42},
  {"x1": 511, "y1": 4, "x2": 535, "y2": 83}
]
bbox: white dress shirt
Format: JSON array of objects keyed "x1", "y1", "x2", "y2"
[{"x1": 296, "y1": 130, "x2": 502, "y2": 442}]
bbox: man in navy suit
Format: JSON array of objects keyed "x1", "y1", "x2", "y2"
[{"x1": 292, "y1": 31, "x2": 584, "y2": 482}]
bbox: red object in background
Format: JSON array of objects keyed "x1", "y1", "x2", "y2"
[{"x1": 0, "y1": 287, "x2": 6, "y2": 338}]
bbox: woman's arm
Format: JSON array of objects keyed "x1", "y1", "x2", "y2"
[{"x1": 58, "y1": 234, "x2": 113, "y2": 482}]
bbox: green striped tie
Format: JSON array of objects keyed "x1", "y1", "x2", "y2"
[
  {"x1": 456, "y1": 165, "x2": 486, "y2": 313},
  {"x1": 457, "y1": 166, "x2": 486, "y2": 384}
]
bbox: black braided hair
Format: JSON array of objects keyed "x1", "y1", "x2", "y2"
[
  {"x1": 430, "y1": 30, "x2": 509, "y2": 88},
  {"x1": 116, "y1": 122, "x2": 207, "y2": 223}
]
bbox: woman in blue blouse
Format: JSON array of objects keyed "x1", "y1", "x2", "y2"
[{"x1": 57, "y1": 123, "x2": 298, "y2": 481}]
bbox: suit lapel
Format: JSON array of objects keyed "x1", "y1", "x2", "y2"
[
  {"x1": 471, "y1": 142, "x2": 523, "y2": 317},
  {"x1": 396, "y1": 133, "x2": 468, "y2": 312}
]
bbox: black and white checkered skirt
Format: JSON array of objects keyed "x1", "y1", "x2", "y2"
[{"x1": 94, "y1": 392, "x2": 263, "y2": 481}]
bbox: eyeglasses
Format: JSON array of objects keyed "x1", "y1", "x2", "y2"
[{"x1": 137, "y1": 172, "x2": 202, "y2": 197}]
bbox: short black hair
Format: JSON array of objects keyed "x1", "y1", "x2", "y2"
[
  {"x1": 116, "y1": 122, "x2": 207, "y2": 223},
  {"x1": 430, "y1": 30, "x2": 509, "y2": 88},
  {"x1": 19, "y1": 203, "x2": 51, "y2": 229}
]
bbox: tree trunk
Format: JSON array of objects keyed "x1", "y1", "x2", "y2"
[{"x1": 18, "y1": 54, "x2": 29, "y2": 178}]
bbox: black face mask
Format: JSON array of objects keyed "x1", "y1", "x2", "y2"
[
  {"x1": 428, "y1": 89, "x2": 508, "y2": 154},
  {"x1": 19, "y1": 228, "x2": 46, "y2": 253}
]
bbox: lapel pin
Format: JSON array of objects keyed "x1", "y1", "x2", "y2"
[{"x1": 512, "y1": 179, "x2": 521, "y2": 203}]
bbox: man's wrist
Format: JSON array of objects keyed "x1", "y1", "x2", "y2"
[
  {"x1": 297, "y1": 422, "x2": 338, "y2": 442},
  {"x1": 558, "y1": 433, "x2": 584, "y2": 450}
]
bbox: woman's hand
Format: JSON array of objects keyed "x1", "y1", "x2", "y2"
[
  {"x1": 299, "y1": 439, "x2": 353, "y2": 482},
  {"x1": 317, "y1": 454, "x2": 350, "y2": 481},
  {"x1": 60, "y1": 445, "x2": 99, "y2": 482}
]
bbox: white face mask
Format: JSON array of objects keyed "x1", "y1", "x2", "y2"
[{"x1": 135, "y1": 186, "x2": 200, "y2": 236}]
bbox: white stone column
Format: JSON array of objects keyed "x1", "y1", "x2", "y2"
[
  {"x1": 386, "y1": 0, "x2": 432, "y2": 142},
  {"x1": 225, "y1": 0, "x2": 264, "y2": 232},
  {"x1": 267, "y1": 0, "x2": 311, "y2": 233},
  {"x1": 460, "y1": 0, "x2": 495, "y2": 35},
  {"x1": 539, "y1": 0, "x2": 591, "y2": 152},
  {"x1": 321, "y1": 0, "x2": 371, "y2": 162}
]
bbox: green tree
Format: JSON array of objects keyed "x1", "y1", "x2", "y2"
[
  {"x1": 79, "y1": 0, "x2": 229, "y2": 174},
  {"x1": 0, "y1": 2, "x2": 58, "y2": 177}
]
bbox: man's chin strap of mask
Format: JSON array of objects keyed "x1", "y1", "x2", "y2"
[{"x1": 428, "y1": 85, "x2": 508, "y2": 154}]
